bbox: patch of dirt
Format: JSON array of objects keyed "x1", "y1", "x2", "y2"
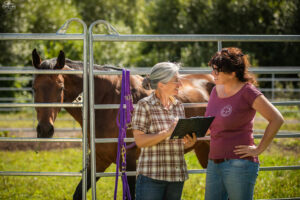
[
  {"x1": 272, "y1": 140, "x2": 300, "y2": 153},
  {"x1": 264, "y1": 138, "x2": 300, "y2": 155},
  {"x1": 0, "y1": 131, "x2": 82, "y2": 151}
]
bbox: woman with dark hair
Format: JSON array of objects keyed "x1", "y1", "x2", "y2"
[{"x1": 204, "y1": 47, "x2": 284, "y2": 200}]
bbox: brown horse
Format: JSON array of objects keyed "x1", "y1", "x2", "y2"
[{"x1": 32, "y1": 49, "x2": 214, "y2": 200}]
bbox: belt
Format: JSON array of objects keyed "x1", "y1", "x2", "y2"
[{"x1": 210, "y1": 158, "x2": 232, "y2": 164}]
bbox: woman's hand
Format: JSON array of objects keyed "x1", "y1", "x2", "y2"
[
  {"x1": 166, "y1": 117, "x2": 179, "y2": 137},
  {"x1": 183, "y1": 132, "x2": 197, "y2": 149},
  {"x1": 234, "y1": 145, "x2": 259, "y2": 158},
  {"x1": 133, "y1": 117, "x2": 179, "y2": 148}
]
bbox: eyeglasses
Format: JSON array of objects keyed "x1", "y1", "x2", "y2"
[
  {"x1": 166, "y1": 77, "x2": 181, "y2": 85},
  {"x1": 168, "y1": 80, "x2": 181, "y2": 85}
]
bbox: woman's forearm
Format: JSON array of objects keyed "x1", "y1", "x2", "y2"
[
  {"x1": 256, "y1": 115, "x2": 284, "y2": 155},
  {"x1": 134, "y1": 130, "x2": 171, "y2": 148},
  {"x1": 252, "y1": 95, "x2": 284, "y2": 155},
  {"x1": 133, "y1": 119, "x2": 178, "y2": 148}
]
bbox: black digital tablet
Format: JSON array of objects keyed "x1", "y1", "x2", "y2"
[{"x1": 170, "y1": 116, "x2": 215, "y2": 139}]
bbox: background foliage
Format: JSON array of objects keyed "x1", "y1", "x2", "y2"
[{"x1": 0, "y1": 0, "x2": 299, "y2": 98}]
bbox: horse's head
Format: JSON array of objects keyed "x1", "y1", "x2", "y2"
[{"x1": 32, "y1": 49, "x2": 65, "y2": 138}]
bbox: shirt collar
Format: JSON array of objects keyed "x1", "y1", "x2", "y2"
[{"x1": 149, "y1": 92, "x2": 179, "y2": 106}]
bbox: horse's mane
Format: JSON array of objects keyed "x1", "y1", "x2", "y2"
[
  {"x1": 65, "y1": 58, "x2": 122, "y2": 71},
  {"x1": 40, "y1": 58, "x2": 122, "y2": 71}
]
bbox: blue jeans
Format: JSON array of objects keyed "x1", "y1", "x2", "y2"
[
  {"x1": 135, "y1": 174, "x2": 184, "y2": 200},
  {"x1": 205, "y1": 159, "x2": 259, "y2": 200}
]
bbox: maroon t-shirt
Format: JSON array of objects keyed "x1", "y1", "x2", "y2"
[{"x1": 205, "y1": 83, "x2": 262, "y2": 163}]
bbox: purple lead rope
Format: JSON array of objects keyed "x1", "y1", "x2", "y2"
[{"x1": 114, "y1": 69, "x2": 133, "y2": 200}]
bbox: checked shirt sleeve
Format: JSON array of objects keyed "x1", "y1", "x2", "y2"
[{"x1": 131, "y1": 100, "x2": 150, "y2": 133}]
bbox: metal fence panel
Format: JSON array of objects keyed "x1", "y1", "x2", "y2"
[{"x1": 0, "y1": 18, "x2": 89, "y2": 200}]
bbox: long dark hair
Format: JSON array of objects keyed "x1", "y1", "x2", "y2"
[{"x1": 208, "y1": 47, "x2": 257, "y2": 86}]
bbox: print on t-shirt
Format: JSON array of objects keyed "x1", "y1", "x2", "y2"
[{"x1": 220, "y1": 104, "x2": 232, "y2": 117}]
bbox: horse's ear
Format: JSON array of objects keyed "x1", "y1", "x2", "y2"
[
  {"x1": 54, "y1": 50, "x2": 65, "y2": 69},
  {"x1": 32, "y1": 49, "x2": 41, "y2": 69}
]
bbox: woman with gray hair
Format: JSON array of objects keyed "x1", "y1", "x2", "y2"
[{"x1": 131, "y1": 62, "x2": 197, "y2": 200}]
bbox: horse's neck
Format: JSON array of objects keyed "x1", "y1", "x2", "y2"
[
  {"x1": 63, "y1": 74, "x2": 84, "y2": 126},
  {"x1": 63, "y1": 74, "x2": 83, "y2": 102},
  {"x1": 62, "y1": 74, "x2": 116, "y2": 127},
  {"x1": 62, "y1": 73, "x2": 150, "y2": 128},
  {"x1": 94, "y1": 75, "x2": 120, "y2": 104},
  {"x1": 130, "y1": 75, "x2": 152, "y2": 103}
]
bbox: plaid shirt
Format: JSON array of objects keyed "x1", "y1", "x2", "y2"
[{"x1": 131, "y1": 92, "x2": 188, "y2": 182}]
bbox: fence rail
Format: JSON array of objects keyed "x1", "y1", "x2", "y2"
[
  {"x1": 0, "y1": 127, "x2": 81, "y2": 132},
  {"x1": 1, "y1": 133, "x2": 299, "y2": 143},
  {"x1": 0, "y1": 33, "x2": 84, "y2": 40},
  {"x1": 91, "y1": 34, "x2": 300, "y2": 42},
  {"x1": 1, "y1": 165, "x2": 299, "y2": 178},
  {"x1": 1, "y1": 67, "x2": 299, "y2": 104}
]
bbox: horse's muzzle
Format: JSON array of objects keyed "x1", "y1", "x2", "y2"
[{"x1": 37, "y1": 123, "x2": 54, "y2": 138}]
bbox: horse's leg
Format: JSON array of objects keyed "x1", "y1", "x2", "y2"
[
  {"x1": 73, "y1": 165, "x2": 99, "y2": 200},
  {"x1": 73, "y1": 153, "x2": 112, "y2": 200},
  {"x1": 193, "y1": 141, "x2": 210, "y2": 168},
  {"x1": 124, "y1": 146, "x2": 137, "y2": 200}
]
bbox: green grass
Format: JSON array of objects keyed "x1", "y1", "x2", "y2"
[
  {"x1": 0, "y1": 149, "x2": 129, "y2": 200},
  {"x1": 0, "y1": 145, "x2": 299, "y2": 200},
  {"x1": 0, "y1": 149, "x2": 82, "y2": 200},
  {"x1": 0, "y1": 105, "x2": 299, "y2": 199}
]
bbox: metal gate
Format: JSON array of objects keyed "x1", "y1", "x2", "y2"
[{"x1": 0, "y1": 18, "x2": 89, "y2": 200}]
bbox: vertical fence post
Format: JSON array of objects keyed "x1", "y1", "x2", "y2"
[
  {"x1": 88, "y1": 19, "x2": 120, "y2": 200},
  {"x1": 218, "y1": 40, "x2": 222, "y2": 51},
  {"x1": 57, "y1": 18, "x2": 89, "y2": 200},
  {"x1": 82, "y1": 20, "x2": 89, "y2": 200},
  {"x1": 32, "y1": 77, "x2": 35, "y2": 130},
  {"x1": 88, "y1": 22, "x2": 97, "y2": 200},
  {"x1": 272, "y1": 73, "x2": 275, "y2": 100}
]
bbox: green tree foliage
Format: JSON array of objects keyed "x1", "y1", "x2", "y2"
[
  {"x1": 138, "y1": 0, "x2": 299, "y2": 95},
  {"x1": 0, "y1": 0, "x2": 299, "y2": 100},
  {"x1": 72, "y1": 0, "x2": 147, "y2": 66},
  {"x1": 139, "y1": 0, "x2": 300, "y2": 67},
  {"x1": 72, "y1": 0, "x2": 146, "y2": 32},
  {"x1": 0, "y1": 0, "x2": 81, "y2": 100},
  {"x1": 0, "y1": 0, "x2": 82, "y2": 65}
]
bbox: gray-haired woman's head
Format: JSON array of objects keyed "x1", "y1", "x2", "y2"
[{"x1": 142, "y1": 62, "x2": 180, "y2": 90}]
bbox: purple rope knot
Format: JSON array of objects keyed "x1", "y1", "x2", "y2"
[{"x1": 114, "y1": 69, "x2": 133, "y2": 200}]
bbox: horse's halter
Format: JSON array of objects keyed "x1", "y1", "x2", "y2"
[{"x1": 73, "y1": 92, "x2": 83, "y2": 103}]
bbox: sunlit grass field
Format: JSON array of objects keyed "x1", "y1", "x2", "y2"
[{"x1": 0, "y1": 106, "x2": 299, "y2": 199}]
